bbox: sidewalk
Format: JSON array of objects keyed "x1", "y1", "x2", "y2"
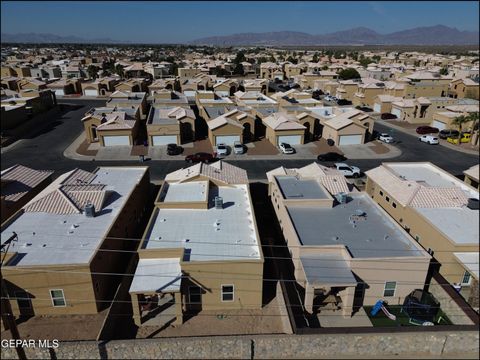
[
  {"x1": 377, "y1": 120, "x2": 480, "y2": 155},
  {"x1": 64, "y1": 133, "x2": 402, "y2": 162}
]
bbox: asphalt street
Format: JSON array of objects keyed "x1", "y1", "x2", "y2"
[{"x1": 1, "y1": 99, "x2": 478, "y2": 181}]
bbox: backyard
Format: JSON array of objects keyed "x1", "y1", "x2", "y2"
[{"x1": 364, "y1": 305, "x2": 452, "y2": 327}]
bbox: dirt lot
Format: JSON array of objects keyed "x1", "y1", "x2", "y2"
[
  {"x1": 135, "y1": 295, "x2": 286, "y2": 339},
  {"x1": 1, "y1": 310, "x2": 108, "y2": 341}
]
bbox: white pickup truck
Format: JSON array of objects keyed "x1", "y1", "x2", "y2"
[{"x1": 334, "y1": 163, "x2": 361, "y2": 178}]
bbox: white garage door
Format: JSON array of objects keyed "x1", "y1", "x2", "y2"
[
  {"x1": 215, "y1": 135, "x2": 240, "y2": 146},
  {"x1": 338, "y1": 134, "x2": 363, "y2": 146},
  {"x1": 431, "y1": 120, "x2": 447, "y2": 131},
  {"x1": 103, "y1": 136, "x2": 130, "y2": 146},
  {"x1": 84, "y1": 89, "x2": 98, "y2": 96},
  {"x1": 277, "y1": 135, "x2": 302, "y2": 145},
  {"x1": 373, "y1": 103, "x2": 381, "y2": 113},
  {"x1": 391, "y1": 108, "x2": 402, "y2": 118},
  {"x1": 152, "y1": 135, "x2": 178, "y2": 146},
  {"x1": 53, "y1": 89, "x2": 64, "y2": 96}
]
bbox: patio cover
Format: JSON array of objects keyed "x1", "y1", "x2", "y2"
[
  {"x1": 300, "y1": 253, "x2": 357, "y2": 287},
  {"x1": 129, "y1": 258, "x2": 182, "y2": 293}
]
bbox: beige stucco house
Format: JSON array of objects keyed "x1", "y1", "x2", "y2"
[
  {"x1": 267, "y1": 163, "x2": 431, "y2": 317},
  {"x1": 146, "y1": 106, "x2": 196, "y2": 145},
  {"x1": 129, "y1": 162, "x2": 263, "y2": 326}
]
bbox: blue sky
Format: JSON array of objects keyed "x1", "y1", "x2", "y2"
[{"x1": 1, "y1": 1, "x2": 479, "y2": 43}]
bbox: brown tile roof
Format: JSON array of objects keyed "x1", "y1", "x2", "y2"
[
  {"x1": 165, "y1": 161, "x2": 248, "y2": 185},
  {"x1": 1, "y1": 165, "x2": 53, "y2": 202}
]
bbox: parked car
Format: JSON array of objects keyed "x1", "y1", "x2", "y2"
[
  {"x1": 334, "y1": 163, "x2": 361, "y2": 178},
  {"x1": 447, "y1": 133, "x2": 471, "y2": 144},
  {"x1": 185, "y1": 152, "x2": 214, "y2": 164},
  {"x1": 438, "y1": 129, "x2": 460, "y2": 139},
  {"x1": 216, "y1": 143, "x2": 228, "y2": 156},
  {"x1": 418, "y1": 135, "x2": 439, "y2": 145},
  {"x1": 381, "y1": 113, "x2": 397, "y2": 120},
  {"x1": 279, "y1": 142, "x2": 295, "y2": 154},
  {"x1": 336, "y1": 99, "x2": 352, "y2": 106},
  {"x1": 166, "y1": 143, "x2": 183, "y2": 156},
  {"x1": 356, "y1": 106, "x2": 373, "y2": 112},
  {"x1": 416, "y1": 126, "x2": 439, "y2": 134},
  {"x1": 233, "y1": 141, "x2": 245, "y2": 154},
  {"x1": 378, "y1": 133, "x2": 394, "y2": 143},
  {"x1": 317, "y1": 152, "x2": 347, "y2": 162}
]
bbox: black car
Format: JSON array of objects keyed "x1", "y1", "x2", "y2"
[
  {"x1": 381, "y1": 113, "x2": 397, "y2": 120},
  {"x1": 317, "y1": 152, "x2": 347, "y2": 162},
  {"x1": 167, "y1": 143, "x2": 183, "y2": 155},
  {"x1": 438, "y1": 129, "x2": 460, "y2": 139}
]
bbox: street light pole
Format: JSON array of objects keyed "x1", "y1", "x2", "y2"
[{"x1": 1, "y1": 232, "x2": 27, "y2": 360}]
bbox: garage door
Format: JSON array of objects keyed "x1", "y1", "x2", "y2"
[
  {"x1": 277, "y1": 135, "x2": 302, "y2": 145},
  {"x1": 152, "y1": 135, "x2": 178, "y2": 146},
  {"x1": 373, "y1": 103, "x2": 381, "y2": 113},
  {"x1": 103, "y1": 136, "x2": 130, "y2": 146},
  {"x1": 84, "y1": 89, "x2": 98, "y2": 96},
  {"x1": 391, "y1": 108, "x2": 402, "y2": 118},
  {"x1": 338, "y1": 134, "x2": 362, "y2": 146},
  {"x1": 53, "y1": 89, "x2": 64, "y2": 96},
  {"x1": 431, "y1": 120, "x2": 447, "y2": 131},
  {"x1": 215, "y1": 135, "x2": 240, "y2": 146}
]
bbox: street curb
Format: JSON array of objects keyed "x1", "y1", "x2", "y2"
[{"x1": 63, "y1": 133, "x2": 96, "y2": 161}]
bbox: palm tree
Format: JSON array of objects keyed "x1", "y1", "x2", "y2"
[
  {"x1": 451, "y1": 115, "x2": 470, "y2": 145},
  {"x1": 468, "y1": 112, "x2": 479, "y2": 146}
]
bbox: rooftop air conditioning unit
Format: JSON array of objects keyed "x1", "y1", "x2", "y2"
[
  {"x1": 467, "y1": 198, "x2": 479, "y2": 210},
  {"x1": 215, "y1": 196, "x2": 223, "y2": 209},
  {"x1": 84, "y1": 203, "x2": 95, "y2": 217}
]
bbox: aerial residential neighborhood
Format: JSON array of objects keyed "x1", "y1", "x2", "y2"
[{"x1": 0, "y1": 1, "x2": 479, "y2": 359}]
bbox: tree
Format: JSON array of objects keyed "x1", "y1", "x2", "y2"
[
  {"x1": 87, "y1": 65, "x2": 99, "y2": 79},
  {"x1": 321, "y1": 65, "x2": 329, "y2": 70},
  {"x1": 451, "y1": 115, "x2": 470, "y2": 145},
  {"x1": 115, "y1": 64, "x2": 124, "y2": 78},
  {"x1": 338, "y1": 68, "x2": 361, "y2": 80},
  {"x1": 233, "y1": 63, "x2": 244, "y2": 76},
  {"x1": 312, "y1": 52, "x2": 319, "y2": 63},
  {"x1": 467, "y1": 112, "x2": 479, "y2": 137},
  {"x1": 286, "y1": 56, "x2": 297, "y2": 64},
  {"x1": 234, "y1": 51, "x2": 246, "y2": 65},
  {"x1": 359, "y1": 57, "x2": 372, "y2": 68},
  {"x1": 439, "y1": 67, "x2": 449, "y2": 75}
]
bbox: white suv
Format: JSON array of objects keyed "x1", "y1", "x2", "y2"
[
  {"x1": 334, "y1": 163, "x2": 361, "y2": 178},
  {"x1": 279, "y1": 142, "x2": 295, "y2": 154},
  {"x1": 216, "y1": 143, "x2": 228, "y2": 156},
  {"x1": 418, "y1": 135, "x2": 439, "y2": 145},
  {"x1": 233, "y1": 141, "x2": 244, "y2": 154}
]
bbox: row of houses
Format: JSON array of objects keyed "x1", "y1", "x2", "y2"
[{"x1": 1, "y1": 161, "x2": 478, "y2": 326}]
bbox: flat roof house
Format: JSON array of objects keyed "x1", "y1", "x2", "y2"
[
  {"x1": 106, "y1": 91, "x2": 148, "y2": 119},
  {"x1": 267, "y1": 163, "x2": 431, "y2": 317},
  {"x1": 366, "y1": 162, "x2": 479, "y2": 310},
  {"x1": 464, "y1": 164, "x2": 479, "y2": 190},
  {"x1": 129, "y1": 161, "x2": 263, "y2": 326},
  {"x1": 1, "y1": 167, "x2": 150, "y2": 317},
  {"x1": 1, "y1": 165, "x2": 54, "y2": 223},
  {"x1": 147, "y1": 106, "x2": 196, "y2": 146}
]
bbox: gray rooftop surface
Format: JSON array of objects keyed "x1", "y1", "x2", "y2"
[
  {"x1": 161, "y1": 181, "x2": 208, "y2": 203},
  {"x1": 276, "y1": 176, "x2": 329, "y2": 200},
  {"x1": 300, "y1": 253, "x2": 357, "y2": 286},
  {"x1": 142, "y1": 185, "x2": 261, "y2": 262},
  {"x1": 147, "y1": 107, "x2": 178, "y2": 125},
  {"x1": 287, "y1": 193, "x2": 424, "y2": 258},
  {"x1": 1, "y1": 167, "x2": 147, "y2": 267},
  {"x1": 204, "y1": 106, "x2": 226, "y2": 119}
]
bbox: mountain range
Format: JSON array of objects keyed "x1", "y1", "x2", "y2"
[
  {"x1": 1, "y1": 32, "x2": 120, "y2": 44},
  {"x1": 190, "y1": 25, "x2": 479, "y2": 46}
]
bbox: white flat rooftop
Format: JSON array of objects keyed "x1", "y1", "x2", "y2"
[
  {"x1": 142, "y1": 185, "x2": 261, "y2": 262},
  {"x1": 161, "y1": 181, "x2": 208, "y2": 203},
  {"x1": 453, "y1": 252, "x2": 479, "y2": 280},
  {"x1": 129, "y1": 258, "x2": 181, "y2": 293},
  {"x1": 416, "y1": 207, "x2": 479, "y2": 245},
  {"x1": 1, "y1": 167, "x2": 147, "y2": 267}
]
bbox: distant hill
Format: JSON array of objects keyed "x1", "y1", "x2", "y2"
[
  {"x1": 190, "y1": 25, "x2": 480, "y2": 46},
  {"x1": 1, "y1": 32, "x2": 120, "y2": 44}
]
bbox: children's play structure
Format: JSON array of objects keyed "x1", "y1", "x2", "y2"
[
  {"x1": 401, "y1": 289, "x2": 440, "y2": 325},
  {"x1": 370, "y1": 300, "x2": 397, "y2": 321}
]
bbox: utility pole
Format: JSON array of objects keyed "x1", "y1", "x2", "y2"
[{"x1": 1, "y1": 232, "x2": 27, "y2": 360}]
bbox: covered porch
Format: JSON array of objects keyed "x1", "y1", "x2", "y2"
[
  {"x1": 129, "y1": 258, "x2": 183, "y2": 327},
  {"x1": 301, "y1": 253, "x2": 357, "y2": 318}
]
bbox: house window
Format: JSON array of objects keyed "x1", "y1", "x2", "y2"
[
  {"x1": 392, "y1": 202, "x2": 397, "y2": 208},
  {"x1": 50, "y1": 289, "x2": 66, "y2": 307},
  {"x1": 379, "y1": 190, "x2": 383, "y2": 196},
  {"x1": 415, "y1": 235, "x2": 421, "y2": 242},
  {"x1": 221, "y1": 285, "x2": 234, "y2": 302},
  {"x1": 461, "y1": 271, "x2": 472, "y2": 286},
  {"x1": 386, "y1": 196, "x2": 390, "y2": 202},
  {"x1": 189, "y1": 286, "x2": 201, "y2": 304},
  {"x1": 383, "y1": 282, "x2": 396, "y2": 297}
]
